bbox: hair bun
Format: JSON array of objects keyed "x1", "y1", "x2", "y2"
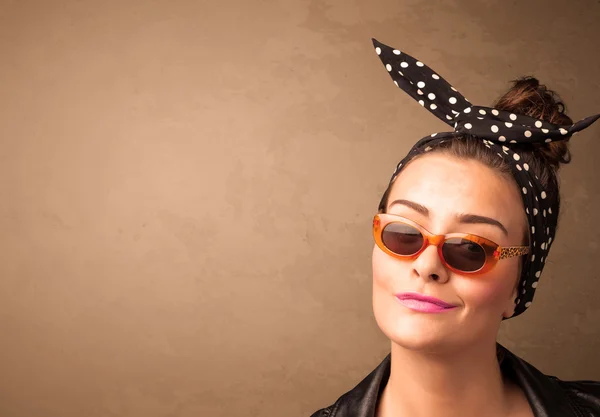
[{"x1": 493, "y1": 76, "x2": 573, "y2": 170}]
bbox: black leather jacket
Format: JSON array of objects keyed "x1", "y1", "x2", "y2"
[{"x1": 310, "y1": 344, "x2": 600, "y2": 416}]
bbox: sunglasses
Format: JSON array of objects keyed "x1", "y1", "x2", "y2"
[{"x1": 373, "y1": 213, "x2": 530, "y2": 275}]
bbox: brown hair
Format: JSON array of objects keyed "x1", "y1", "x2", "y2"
[{"x1": 378, "y1": 76, "x2": 574, "y2": 235}]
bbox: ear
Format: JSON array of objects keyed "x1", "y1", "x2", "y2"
[{"x1": 502, "y1": 285, "x2": 519, "y2": 319}]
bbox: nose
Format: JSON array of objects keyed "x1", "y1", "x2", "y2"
[{"x1": 411, "y1": 244, "x2": 450, "y2": 283}]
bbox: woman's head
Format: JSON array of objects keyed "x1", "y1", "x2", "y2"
[{"x1": 372, "y1": 77, "x2": 573, "y2": 353}]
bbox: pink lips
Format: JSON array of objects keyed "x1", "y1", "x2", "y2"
[{"x1": 395, "y1": 292, "x2": 457, "y2": 313}]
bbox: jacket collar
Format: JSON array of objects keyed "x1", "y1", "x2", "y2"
[
  {"x1": 499, "y1": 344, "x2": 578, "y2": 417},
  {"x1": 329, "y1": 343, "x2": 578, "y2": 417}
]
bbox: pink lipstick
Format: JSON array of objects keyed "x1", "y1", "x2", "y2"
[{"x1": 395, "y1": 292, "x2": 457, "y2": 313}]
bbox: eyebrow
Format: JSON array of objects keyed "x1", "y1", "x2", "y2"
[{"x1": 388, "y1": 199, "x2": 508, "y2": 236}]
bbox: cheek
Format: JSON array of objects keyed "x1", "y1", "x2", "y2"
[
  {"x1": 372, "y1": 245, "x2": 399, "y2": 317},
  {"x1": 372, "y1": 244, "x2": 404, "y2": 291},
  {"x1": 455, "y1": 259, "x2": 520, "y2": 311},
  {"x1": 371, "y1": 245, "x2": 420, "y2": 338}
]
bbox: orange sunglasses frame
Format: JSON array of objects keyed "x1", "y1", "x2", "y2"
[{"x1": 373, "y1": 213, "x2": 530, "y2": 275}]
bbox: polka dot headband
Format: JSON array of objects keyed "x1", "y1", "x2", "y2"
[{"x1": 372, "y1": 38, "x2": 599, "y2": 318}]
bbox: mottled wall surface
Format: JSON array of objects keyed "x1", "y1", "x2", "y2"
[{"x1": 0, "y1": 1, "x2": 599, "y2": 416}]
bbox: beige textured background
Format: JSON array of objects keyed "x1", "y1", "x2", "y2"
[{"x1": 1, "y1": 1, "x2": 599, "y2": 416}]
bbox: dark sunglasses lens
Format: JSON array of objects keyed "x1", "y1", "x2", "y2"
[
  {"x1": 442, "y1": 238, "x2": 486, "y2": 272},
  {"x1": 382, "y1": 222, "x2": 424, "y2": 256}
]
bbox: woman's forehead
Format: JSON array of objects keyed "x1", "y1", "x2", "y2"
[{"x1": 387, "y1": 154, "x2": 523, "y2": 222}]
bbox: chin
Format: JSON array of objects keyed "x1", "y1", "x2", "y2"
[{"x1": 373, "y1": 299, "x2": 462, "y2": 353}]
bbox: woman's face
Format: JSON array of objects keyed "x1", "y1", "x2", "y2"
[{"x1": 372, "y1": 153, "x2": 527, "y2": 353}]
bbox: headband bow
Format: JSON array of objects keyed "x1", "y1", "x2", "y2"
[
  {"x1": 373, "y1": 39, "x2": 599, "y2": 145},
  {"x1": 372, "y1": 38, "x2": 599, "y2": 318}
]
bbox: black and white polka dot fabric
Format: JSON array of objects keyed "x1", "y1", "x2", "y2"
[{"x1": 372, "y1": 38, "x2": 600, "y2": 319}]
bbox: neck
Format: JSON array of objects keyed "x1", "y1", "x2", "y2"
[{"x1": 376, "y1": 341, "x2": 516, "y2": 417}]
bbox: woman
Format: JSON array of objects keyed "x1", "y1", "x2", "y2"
[{"x1": 310, "y1": 39, "x2": 600, "y2": 417}]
